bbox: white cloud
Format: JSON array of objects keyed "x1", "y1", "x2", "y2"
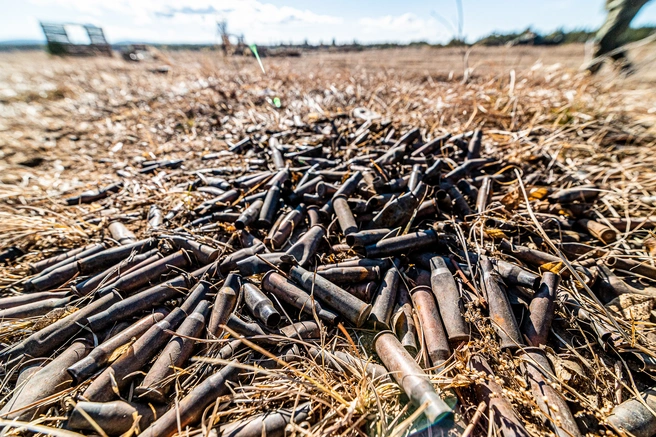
[{"x1": 359, "y1": 13, "x2": 452, "y2": 42}]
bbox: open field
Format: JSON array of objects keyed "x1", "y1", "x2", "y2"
[{"x1": 2, "y1": 45, "x2": 656, "y2": 436}]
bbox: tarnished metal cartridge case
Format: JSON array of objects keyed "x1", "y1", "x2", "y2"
[
  {"x1": 0, "y1": 291, "x2": 121, "y2": 361},
  {"x1": 373, "y1": 331, "x2": 452, "y2": 423},
  {"x1": 364, "y1": 229, "x2": 439, "y2": 258},
  {"x1": 289, "y1": 265, "x2": 371, "y2": 327},
  {"x1": 608, "y1": 388, "x2": 656, "y2": 437},
  {"x1": 409, "y1": 285, "x2": 451, "y2": 368},
  {"x1": 139, "y1": 361, "x2": 241, "y2": 437},
  {"x1": 318, "y1": 266, "x2": 380, "y2": 284},
  {"x1": 369, "y1": 190, "x2": 422, "y2": 229},
  {"x1": 333, "y1": 195, "x2": 358, "y2": 236},
  {"x1": 194, "y1": 189, "x2": 240, "y2": 214},
  {"x1": 285, "y1": 225, "x2": 325, "y2": 266},
  {"x1": 217, "y1": 402, "x2": 311, "y2": 437},
  {"x1": 333, "y1": 171, "x2": 363, "y2": 199},
  {"x1": 494, "y1": 260, "x2": 540, "y2": 290},
  {"x1": 521, "y1": 272, "x2": 560, "y2": 346},
  {"x1": 393, "y1": 283, "x2": 418, "y2": 356},
  {"x1": 219, "y1": 243, "x2": 266, "y2": 274},
  {"x1": 0, "y1": 295, "x2": 72, "y2": 319},
  {"x1": 0, "y1": 340, "x2": 91, "y2": 420},
  {"x1": 548, "y1": 185, "x2": 599, "y2": 204},
  {"x1": 169, "y1": 236, "x2": 220, "y2": 264},
  {"x1": 257, "y1": 185, "x2": 281, "y2": 228},
  {"x1": 280, "y1": 320, "x2": 321, "y2": 340},
  {"x1": 108, "y1": 222, "x2": 136, "y2": 245},
  {"x1": 180, "y1": 279, "x2": 212, "y2": 314},
  {"x1": 137, "y1": 301, "x2": 210, "y2": 403},
  {"x1": 308, "y1": 347, "x2": 390, "y2": 383},
  {"x1": 345, "y1": 229, "x2": 392, "y2": 247},
  {"x1": 97, "y1": 250, "x2": 190, "y2": 296},
  {"x1": 68, "y1": 309, "x2": 168, "y2": 385},
  {"x1": 68, "y1": 400, "x2": 162, "y2": 436},
  {"x1": 429, "y1": 256, "x2": 469, "y2": 342},
  {"x1": 262, "y1": 271, "x2": 339, "y2": 323},
  {"x1": 147, "y1": 204, "x2": 163, "y2": 230},
  {"x1": 29, "y1": 243, "x2": 104, "y2": 274},
  {"x1": 235, "y1": 200, "x2": 264, "y2": 230},
  {"x1": 476, "y1": 176, "x2": 492, "y2": 214},
  {"x1": 82, "y1": 307, "x2": 187, "y2": 402},
  {"x1": 243, "y1": 282, "x2": 281, "y2": 328},
  {"x1": 0, "y1": 290, "x2": 69, "y2": 311},
  {"x1": 368, "y1": 267, "x2": 400, "y2": 330},
  {"x1": 577, "y1": 218, "x2": 616, "y2": 243},
  {"x1": 480, "y1": 257, "x2": 523, "y2": 349},
  {"x1": 518, "y1": 348, "x2": 581, "y2": 437},
  {"x1": 207, "y1": 273, "x2": 240, "y2": 337},
  {"x1": 266, "y1": 204, "x2": 306, "y2": 249},
  {"x1": 345, "y1": 281, "x2": 378, "y2": 303},
  {"x1": 227, "y1": 314, "x2": 268, "y2": 339}
]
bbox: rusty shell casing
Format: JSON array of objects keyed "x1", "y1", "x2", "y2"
[
  {"x1": 235, "y1": 200, "x2": 264, "y2": 230},
  {"x1": 73, "y1": 249, "x2": 159, "y2": 296},
  {"x1": 243, "y1": 282, "x2": 281, "y2": 328},
  {"x1": 235, "y1": 252, "x2": 286, "y2": 276},
  {"x1": 180, "y1": 279, "x2": 212, "y2": 314},
  {"x1": 239, "y1": 229, "x2": 265, "y2": 248},
  {"x1": 97, "y1": 250, "x2": 190, "y2": 297},
  {"x1": 522, "y1": 272, "x2": 560, "y2": 346},
  {"x1": 87, "y1": 272, "x2": 197, "y2": 332},
  {"x1": 318, "y1": 258, "x2": 392, "y2": 271},
  {"x1": 466, "y1": 128, "x2": 483, "y2": 160},
  {"x1": 67, "y1": 309, "x2": 168, "y2": 385},
  {"x1": 168, "y1": 236, "x2": 220, "y2": 264},
  {"x1": 333, "y1": 171, "x2": 363, "y2": 199},
  {"x1": 443, "y1": 158, "x2": 491, "y2": 184},
  {"x1": 344, "y1": 281, "x2": 378, "y2": 303},
  {"x1": 368, "y1": 191, "x2": 421, "y2": 229},
  {"x1": 262, "y1": 271, "x2": 339, "y2": 324},
  {"x1": 139, "y1": 360, "x2": 242, "y2": 437},
  {"x1": 266, "y1": 168, "x2": 289, "y2": 188},
  {"x1": 408, "y1": 164, "x2": 424, "y2": 191},
  {"x1": 333, "y1": 195, "x2": 358, "y2": 236},
  {"x1": 108, "y1": 222, "x2": 136, "y2": 245},
  {"x1": 494, "y1": 260, "x2": 541, "y2": 290},
  {"x1": 82, "y1": 307, "x2": 187, "y2": 402},
  {"x1": 219, "y1": 243, "x2": 266, "y2": 274},
  {"x1": 0, "y1": 291, "x2": 121, "y2": 362},
  {"x1": 137, "y1": 301, "x2": 210, "y2": 403},
  {"x1": 499, "y1": 239, "x2": 561, "y2": 267},
  {"x1": 227, "y1": 314, "x2": 268, "y2": 340},
  {"x1": 608, "y1": 388, "x2": 656, "y2": 437},
  {"x1": 409, "y1": 285, "x2": 451, "y2": 368},
  {"x1": 605, "y1": 256, "x2": 656, "y2": 281},
  {"x1": 393, "y1": 282, "x2": 419, "y2": 356},
  {"x1": 289, "y1": 265, "x2": 371, "y2": 327},
  {"x1": 0, "y1": 295, "x2": 72, "y2": 319},
  {"x1": 68, "y1": 400, "x2": 163, "y2": 436},
  {"x1": 364, "y1": 229, "x2": 439, "y2": 258},
  {"x1": 29, "y1": 243, "x2": 105, "y2": 274},
  {"x1": 207, "y1": 273, "x2": 241, "y2": 337},
  {"x1": 429, "y1": 256, "x2": 469, "y2": 343},
  {"x1": 280, "y1": 320, "x2": 321, "y2": 340},
  {"x1": 285, "y1": 225, "x2": 325, "y2": 266},
  {"x1": 267, "y1": 204, "x2": 306, "y2": 249},
  {"x1": 476, "y1": 176, "x2": 492, "y2": 214},
  {"x1": 368, "y1": 267, "x2": 400, "y2": 330},
  {"x1": 0, "y1": 340, "x2": 91, "y2": 421},
  {"x1": 518, "y1": 348, "x2": 582, "y2": 437},
  {"x1": 469, "y1": 354, "x2": 531, "y2": 437},
  {"x1": 147, "y1": 204, "x2": 163, "y2": 230},
  {"x1": 0, "y1": 290, "x2": 69, "y2": 311},
  {"x1": 217, "y1": 402, "x2": 311, "y2": 437},
  {"x1": 373, "y1": 331, "x2": 452, "y2": 423},
  {"x1": 257, "y1": 185, "x2": 281, "y2": 229},
  {"x1": 481, "y1": 257, "x2": 523, "y2": 349},
  {"x1": 577, "y1": 218, "x2": 616, "y2": 244},
  {"x1": 25, "y1": 239, "x2": 155, "y2": 292},
  {"x1": 440, "y1": 183, "x2": 472, "y2": 217},
  {"x1": 548, "y1": 186, "x2": 599, "y2": 204},
  {"x1": 410, "y1": 133, "x2": 451, "y2": 157},
  {"x1": 194, "y1": 189, "x2": 240, "y2": 215},
  {"x1": 345, "y1": 229, "x2": 392, "y2": 247},
  {"x1": 316, "y1": 181, "x2": 337, "y2": 198},
  {"x1": 318, "y1": 266, "x2": 380, "y2": 284}
]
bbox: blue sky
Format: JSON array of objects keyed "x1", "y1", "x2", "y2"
[{"x1": 2, "y1": 0, "x2": 656, "y2": 44}]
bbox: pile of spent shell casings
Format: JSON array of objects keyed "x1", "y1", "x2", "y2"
[{"x1": 1, "y1": 115, "x2": 656, "y2": 437}]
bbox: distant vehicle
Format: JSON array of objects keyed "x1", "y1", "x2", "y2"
[{"x1": 39, "y1": 22, "x2": 112, "y2": 56}]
